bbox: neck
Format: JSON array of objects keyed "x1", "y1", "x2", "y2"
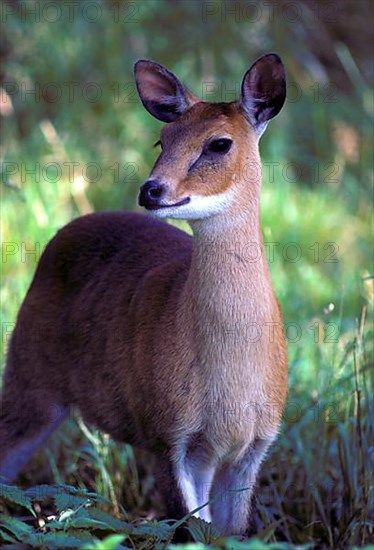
[
  {"x1": 185, "y1": 192, "x2": 275, "y2": 345},
  {"x1": 179, "y1": 194, "x2": 277, "y2": 427}
]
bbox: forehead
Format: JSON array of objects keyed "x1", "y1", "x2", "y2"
[{"x1": 161, "y1": 101, "x2": 245, "y2": 142}]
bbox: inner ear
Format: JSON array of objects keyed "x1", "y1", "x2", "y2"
[
  {"x1": 134, "y1": 60, "x2": 198, "y2": 123},
  {"x1": 241, "y1": 53, "x2": 286, "y2": 133}
]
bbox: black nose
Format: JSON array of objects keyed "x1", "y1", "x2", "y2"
[{"x1": 138, "y1": 180, "x2": 165, "y2": 208}]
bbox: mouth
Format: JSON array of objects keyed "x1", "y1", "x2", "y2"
[{"x1": 144, "y1": 197, "x2": 191, "y2": 210}]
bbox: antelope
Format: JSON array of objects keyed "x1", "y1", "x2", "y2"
[{"x1": 0, "y1": 53, "x2": 287, "y2": 536}]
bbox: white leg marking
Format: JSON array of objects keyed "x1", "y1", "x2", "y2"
[
  {"x1": 175, "y1": 461, "x2": 200, "y2": 513},
  {"x1": 174, "y1": 444, "x2": 216, "y2": 522}
]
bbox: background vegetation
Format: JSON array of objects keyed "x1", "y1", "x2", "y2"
[{"x1": 0, "y1": 0, "x2": 373, "y2": 548}]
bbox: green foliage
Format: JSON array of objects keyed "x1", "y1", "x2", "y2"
[
  {"x1": 187, "y1": 517, "x2": 220, "y2": 544},
  {"x1": 0, "y1": 482, "x2": 173, "y2": 548},
  {"x1": 82, "y1": 535, "x2": 128, "y2": 550},
  {"x1": 0, "y1": 484, "x2": 37, "y2": 517},
  {"x1": 0, "y1": 481, "x2": 322, "y2": 548}
]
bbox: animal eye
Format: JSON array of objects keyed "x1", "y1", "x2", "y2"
[{"x1": 207, "y1": 138, "x2": 232, "y2": 154}]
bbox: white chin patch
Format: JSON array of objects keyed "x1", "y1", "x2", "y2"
[{"x1": 149, "y1": 190, "x2": 235, "y2": 220}]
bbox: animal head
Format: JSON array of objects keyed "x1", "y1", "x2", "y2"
[{"x1": 135, "y1": 53, "x2": 286, "y2": 220}]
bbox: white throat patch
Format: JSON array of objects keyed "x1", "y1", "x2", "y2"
[{"x1": 149, "y1": 189, "x2": 236, "y2": 220}]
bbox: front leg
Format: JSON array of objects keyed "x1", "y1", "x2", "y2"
[
  {"x1": 210, "y1": 437, "x2": 272, "y2": 535},
  {"x1": 153, "y1": 444, "x2": 216, "y2": 542},
  {"x1": 175, "y1": 450, "x2": 215, "y2": 523}
]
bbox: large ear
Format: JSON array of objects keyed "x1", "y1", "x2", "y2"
[
  {"x1": 240, "y1": 53, "x2": 286, "y2": 136},
  {"x1": 134, "y1": 60, "x2": 199, "y2": 123}
]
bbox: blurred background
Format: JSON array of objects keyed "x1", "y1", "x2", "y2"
[{"x1": 0, "y1": 0, "x2": 373, "y2": 547}]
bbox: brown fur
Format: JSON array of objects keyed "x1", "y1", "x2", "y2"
[{"x1": 0, "y1": 55, "x2": 288, "y2": 536}]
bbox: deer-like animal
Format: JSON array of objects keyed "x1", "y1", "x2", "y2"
[{"x1": 0, "y1": 53, "x2": 287, "y2": 535}]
